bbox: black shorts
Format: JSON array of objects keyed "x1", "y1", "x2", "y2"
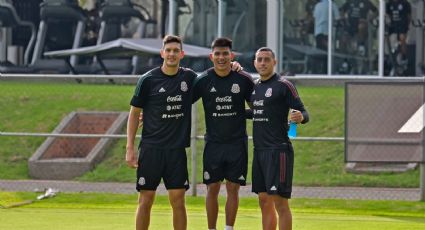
[
  {"x1": 388, "y1": 23, "x2": 409, "y2": 35},
  {"x1": 202, "y1": 139, "x2": 248, "y2": 186},
  {"x1": 252, "y1": 143, "x2": 294, "y2": 198},
  {"x1": 136, "y1": 145, "x2": 189, "y2": 191}
]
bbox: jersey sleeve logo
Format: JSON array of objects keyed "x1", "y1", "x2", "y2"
[
  {"x1": 210, "y1": 87, "x2": 217, "y2": 92},
  {"x1": 231, "y1": 84, "x2": 240, "y2": 94},
  {"x1": 181, "y1": 81, "x2": 188, "y2": 92},
  {"x1": 265, "y1": 88, "x2": 273, "y2": 97},
  {"x1": 159, "y1": 87, "x2": 166, "y2": 93}
]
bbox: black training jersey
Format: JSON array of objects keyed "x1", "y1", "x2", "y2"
[
  {"x1": 341, "y1": 0, "x2": 377, "y2": 20},
  {"x1": 193, "y1": 68, "x2": 254, "y2": 143},
  {"x1": 130, "y1": 67, "x2": 197, "y2": 149},
  {"x1": 250, "y1": 74, "x2": 308, "y2": 149},
  {"x1": 386, "y1": 0, "x2": 411, "y2": 27}
]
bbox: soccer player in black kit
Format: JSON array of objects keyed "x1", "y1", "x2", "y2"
[
  {"x1": 386, "y1": 0, "x2": 411, "y2": 60},
  {"x1": 340, "y1": 0, "x2": 378, "y2": 55},
  {"x1": 250, "y1": 47, "x2": 309, "y2": 230},
  {"x1": 126, "y1": 35, "x2": 196, "y2": 230},
  {"x1": 192, "y1": 38, "x2": 254, "y2": 230}
]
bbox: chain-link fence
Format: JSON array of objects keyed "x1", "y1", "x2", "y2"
[{"x1": 0, "y1": 74, "x2": 424, "y2": 201}]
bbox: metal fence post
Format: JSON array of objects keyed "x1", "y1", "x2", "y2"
[
  {"x1": 421, "y1": 163, "x2": 425, "y2": 201},
  {"x1": 190, "y1": 102, "x2": 198, "y2": 196}
]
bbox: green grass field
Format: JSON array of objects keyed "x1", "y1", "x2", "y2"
[
  {"x1": 0, "y1": 81, "x2": 419, "y2": 187},
  {"x1": 1, "y1": 192, "x2": 425, "y2": 230}
]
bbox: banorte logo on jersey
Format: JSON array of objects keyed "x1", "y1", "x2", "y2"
[{"x1": 181, "y1": 81, "x2": 188, "y2": 92}]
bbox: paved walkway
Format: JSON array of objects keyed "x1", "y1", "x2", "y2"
[{"x1": 0, "y1": 180, "x2": 421, "y2": 201}]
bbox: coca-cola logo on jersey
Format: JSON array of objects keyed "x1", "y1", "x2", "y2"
[
  {"x1": 167, "y1": 95, "x2": 182, "y2": 102},
  {"x1": 253, "y1": 100, "x2": 264, "y2": 106},
  {"x1": 215, "y1": 96, "x2": 232, "y2": 103}
]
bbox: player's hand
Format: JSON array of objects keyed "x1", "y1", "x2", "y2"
[
  {"x1": 290, "y1": 109, "x2": 304, "y2": 124},
  {"x1": 125, "y1": 148, "x2": 138, "y2": 168},
  {"x1": 230, "y1": 61, "x2": 243, "y2": 72},
  {"x1": 138, "y1": 112, "x2": 143, "y2": 128}
]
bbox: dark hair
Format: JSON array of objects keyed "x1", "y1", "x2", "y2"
[
  {"x1": 255, "y1": 47, "x2": 275, "y2": 58},
  {"x1": 211, "y1": 37, "x2": 233, "y2": 50},
  {"x1": 163, "y1": 35, "x2": 183, "y2": 49}
]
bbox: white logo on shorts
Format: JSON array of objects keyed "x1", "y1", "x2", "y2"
[
  {"x1": 138, "y1": 177, "x2": 146, "y2": 186},
  {"x1": 238, "y1": 175, "x2": 245, "y2": 180},
  {"x1": 184, "y1": 180, "x2": 189, "y2": 186},
  {"x1": 270, "y1": 185, "x2": 277, "y2": 191},
  {"x1": 204, "y1": 171, "x2": 210, "y2": 180}
]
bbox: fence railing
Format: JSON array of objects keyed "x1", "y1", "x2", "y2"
[{"x1": 1, "y1": 74, "x2": 424, "y2": 200}]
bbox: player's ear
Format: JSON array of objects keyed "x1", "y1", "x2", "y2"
[
  {"x1": 179, "y1": 50, "x2": 185, "y2": 58},
  {"x1": 209, "y1": 53, "x2": 214, "y2": 61},
  {"x1": 230, "y1": 52, "x2": 235, "y2": 60}
]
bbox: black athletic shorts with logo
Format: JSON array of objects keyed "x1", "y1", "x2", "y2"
[
  {"x1": 252, "y1": 143, "x2": 294, "y2": 198},
  {"x1": 202, "y1": 139, "x2": 248, "y2": 186},
  {"x1": 136, "y1": 144, "x2": 189, "y2": 191}
]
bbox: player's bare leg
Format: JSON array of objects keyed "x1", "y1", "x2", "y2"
[
  {"x1": 225, "y1": 181, "x2": 240, "y2": 227},
  {"x1": 168, "y1": 189, "x2": 187, "y2": 230},
  {"x1": 136, "y1": 190, "x2": 156, "y2": 230},
  {"x1": 399, "y1": 34, "x2": 408, "y2": 58},
  {"x1": 258, "y1": 192, "x2": 277, "y2": 230},
  {"x1": 273, "y1": 195, "x2": 292, "y2": 230},
  {"x1": 206, "y1": 182, "x2": 221, "y2": 229}
]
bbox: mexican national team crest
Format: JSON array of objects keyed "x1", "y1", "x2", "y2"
[
  {"x1": 231, "y1": 84, "x2": 240, "y2": 93},
  {"x1": 265, "y1": 88, "x2": 273, "y2": 97},
  {"x1": 181, "y1": 81, "x2": 188, "y2": 92},
  {"x1": 138, "y1": 177, "x2": 145, "y2": 186}
]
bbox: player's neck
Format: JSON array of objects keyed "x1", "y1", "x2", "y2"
[
  {"x1": 260, "y1": 73, "x2": 274, "y2": 82},
  {"x1": 161, "y1": 65, "x2": 180, "y2": 76},
  {"x1": 214, "y1": 67, "x2": 231, "y2": 77}
]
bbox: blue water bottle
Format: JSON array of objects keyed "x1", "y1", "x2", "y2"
[{"x1": 288, "y1": 121, "x2": 297, "y2": 139}]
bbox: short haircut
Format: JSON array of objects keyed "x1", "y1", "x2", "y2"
[
  {"x1": 255, "y1": 47, "x2": 275, "y2": 58},
  {"x1": 211, "y1": 37, "x2": 233, "y2": 50},
  {"x1": 163, "y1": 35, "x2": 183, "y2": 49}
]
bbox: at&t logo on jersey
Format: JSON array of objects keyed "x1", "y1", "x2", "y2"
[{"x1": 265, "y1": 88, "x2": 273, "y2": 97}]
